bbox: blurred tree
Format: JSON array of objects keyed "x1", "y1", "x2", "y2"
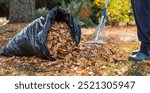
[{"x1": 9, "y1": 0, "x2": 35, "y2": 23}]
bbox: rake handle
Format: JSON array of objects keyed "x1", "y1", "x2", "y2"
[{"x1": 95, "y1": 0, "x2": 109, "y2": 41}]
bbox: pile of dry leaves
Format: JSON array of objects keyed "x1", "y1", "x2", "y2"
[
  {"x1": 47, "y1": 22, "x2": 122, "y2": 63},
  {"x1": 0, "y1": 17, "x2": 8, "y2": 27},
  {"x1": 47, "y1": 22, "x2": 76, "y2": 59}
]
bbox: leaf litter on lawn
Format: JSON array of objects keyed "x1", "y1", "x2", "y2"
[{"x1": 0, "y1": 23, "x2": 149, "y2": 76}]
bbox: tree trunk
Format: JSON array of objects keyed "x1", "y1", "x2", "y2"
[{"x1": 9, "y1": 0, "x2": 35, "y2": 23}]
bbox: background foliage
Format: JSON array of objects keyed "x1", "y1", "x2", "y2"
[
  {"x1": 93, "y1": 0, "x2": 134, "y2": 26},
  {"x1": 61, "y1": 0, "x2": 95, "y2": 27},
  {"x1": 0, "y1": 0, "x2": 134, "y2": 26}
]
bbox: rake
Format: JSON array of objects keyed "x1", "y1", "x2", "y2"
[{"x1": 87, "y1": 0, "x2": 109, "y2": 44}]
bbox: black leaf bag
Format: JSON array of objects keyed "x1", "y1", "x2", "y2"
[{"x1": 0, "y1": 6, "x2": 81, "y2": 61}]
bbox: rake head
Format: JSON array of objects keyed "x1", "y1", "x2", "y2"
[{"x1": 87, "y1": 40, "x2": 106, "y2": 45}]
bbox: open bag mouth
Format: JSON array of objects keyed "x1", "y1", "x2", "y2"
[{"x1": 46, "y1": 21, "x2": 77, "y2": 59}]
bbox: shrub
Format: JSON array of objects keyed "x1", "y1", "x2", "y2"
[
  {"x1": 35, "y1": 7, "x2": 49, "y2": 18},
  {"x1": 0, "y1": 0, "x2": 9, "y2": 17},
  {"x1": 93, "y1": 0, "x2": 134, "y2": 26},
  {"x1": 35, "y1": 0, "x2": 61, "y2": 9},
  {"x1": 0, "y1": 0, "x2": 9, "y2": 4},
  {"x1": 61, "y1": 0, "x2": 95, "y2": 27}
]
